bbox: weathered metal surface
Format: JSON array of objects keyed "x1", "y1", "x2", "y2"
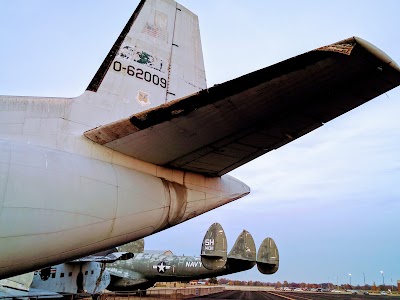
[
  {"x1": 1, "y1": 0, "x2": 399, "y2": 285},
  {"x1": 28, "y1": 250, "x2": 136, "y2": 296},
  {"x1": 166, "y1": 3, "x2": 207, "y2": 101},
  {"x1": 84, "y1": 37, "x2": 400, "y2": 176},
  {"x1": 85, "y1": 0, "x2": 206, "y2": 118},
  {"x1": 201, "y1": 223, "x2": 227, "y2": 270},
  {"x1": 86, "y1": 0, "x2": 146, "y2": 92},
  {"x1": 85, "y1": 118, "x2": 137, "y2": 145},
  {"x1": 0, "y1": 273, "x2": 33, "y2": 291},
  {"x1": 106, "y1": 224, "x2": 265, "y2": 291},
  {"x1": 0, "y1": 136, "x2": 249, "y2": 279},
  {"x1": 228, "y1": 230, "x2": 256, "y2": 262},
  {"x1": 0, "y1": 0, "x2": 249, "y2": 280},
  {"x1": 257, "y1": 237, "x2": 279, "y2": 275},
  {"x1": 31, "y1": 262, "x2": 111, "y2": 295}
]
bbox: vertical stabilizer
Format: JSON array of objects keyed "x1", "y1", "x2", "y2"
[
  {"x1": 200, "y1": 223, "x2": 227, "y2": 270},
  {"x1": 85, "y1": 0, "x2": 206, "y2": 120},
  {"x1": 256, "y1": 237, "x2": 279, "y2": 274},
  {"x1": 118, "y1": 239, "x2": 145, "y2": 253},
  {"x1": 227, "y1": 230, "x2": 256, "y2": 262}
]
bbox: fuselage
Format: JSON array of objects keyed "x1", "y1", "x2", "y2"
[
  {"x1": 107, "y1": 252, "x2": 255, "y2": 290},
  {"x1": 0, "y1": 0, "x2": 250, "y2": 280},
  {"x1": 31, "y1": 262, "x2": 110, "y2": 295},
  {"x1": 0, "y1": 95, "x2": 250, "y2": 279}
]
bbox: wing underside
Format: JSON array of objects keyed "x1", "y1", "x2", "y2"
[{"x1": 84, "y1": 37, "x2": 400, "y2": 177}]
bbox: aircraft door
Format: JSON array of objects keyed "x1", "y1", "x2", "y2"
[{"x1": 76, "y1": 265, "x2": 84, "y2": 293}]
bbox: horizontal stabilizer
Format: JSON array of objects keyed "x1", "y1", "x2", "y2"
[
  {"x1": 84, "y1": 37, "x2": 400, "y2": 176},
  {"x1": 201, "y1": 223, "x2": 227, "y2": 270},
  {"x1": 0, "y1": 273, "x2": 34, "y2": 291},
  {"x1": 0, "y1": 287, "x2": 62, "y2": 299},
  {"x1": 228, "y1": 230, "x2": 256, "y2": 262},
  {"x1": 71, "y1": 251, "x2": 134, "y2": 263},
  {"x1": 257, "y1": 237, "x2": 279, "y2": 274}
]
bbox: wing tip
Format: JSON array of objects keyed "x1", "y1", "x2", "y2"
[{"x1": 353, "y1": 36, "x2": 400, "y2": 72}]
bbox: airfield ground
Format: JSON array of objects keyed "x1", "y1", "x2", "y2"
[
  {"x1": 103, "y1": 286, "x2": 400, "y2": 300},
  {"x1": 186, "y1": 290, "x2": 400, "y2": 299}
]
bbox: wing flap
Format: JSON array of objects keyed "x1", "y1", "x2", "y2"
[{"x1": 85, "y1": 37, "x2": 400, "y2": 176}]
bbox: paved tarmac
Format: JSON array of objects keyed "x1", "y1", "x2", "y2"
[{"x1": 186, "y1": 290, "x2": 400, "y2": 300}]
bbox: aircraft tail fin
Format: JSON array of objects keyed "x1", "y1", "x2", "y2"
[
  {"x1": 221, "y1": 230, "x2": 257, "y2": 273},
  {"x1": 0, "y1": 273, "x2": 34, "y2": 291},
  {"x1": 256, "y1": 237, "x2": 279, "y2": 274},
  {"x1": 200, "y1": 223, "x2": 227, "y2": 270},
  {"x1": 118, "y1": 239, "x2": 144, "y2": 253},
  {"x1": 85, "y1": 0, "x2": 206, "y2": 117},
  {"x1": 227, "y1": 230, "x2": 256, "y2": 262}
]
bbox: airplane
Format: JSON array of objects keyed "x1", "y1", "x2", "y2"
[
  {"x1": 106, "y1": 223, "x2": 279, "y2": 291},
  {"x1": 15, "y1": 224, "x2": 276, "y2": 299},
  {"x1": 1, "y1": 0, "x2": 400, "y2": 282},
  {"x1": 0, "y1": 250, "x2": 133, "y2": 299}
]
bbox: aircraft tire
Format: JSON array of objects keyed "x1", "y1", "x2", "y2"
[{"x1": 92, "y1": 293, "x2": 101, "y2": 300}]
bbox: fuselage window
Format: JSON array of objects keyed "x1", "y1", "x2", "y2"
[
  {"x1": 85, "y1": 271, "x2": 88, "y2": 275},
  {"x1": 91, "y1": 270, "x2": 94, "y2": 275},
  {"x1": 51, "y1": 273, "x2": 56, "y2": 279},
  {"x1": 69, "y1": 272, "x2": 72, "y2": 277},
  {"x1": 60, "y1": 273, "x2": 64, "y2": 278}
]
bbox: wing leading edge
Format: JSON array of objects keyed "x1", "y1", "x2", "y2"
[{"x1": 84, "y1": 37, "x2": 400, "y2": 176}]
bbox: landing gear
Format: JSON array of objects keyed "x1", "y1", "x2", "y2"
[
  {"x1": 92, "y1": 293, "x2": 101, "y2": 300},
  {"x1": 136, "y1": 290, "x2": 147, "y2": 297}
]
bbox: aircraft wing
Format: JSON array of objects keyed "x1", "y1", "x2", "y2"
[
  {"x1": 0, "y1": 286, "x2": 62, "y2": 299},
  {"x1": 0, "y1": 273, "x2": 61, "y2": 299},
  {"x1": 70, "y1": 252, "x2": 133, "y2": 263},
  {"x1": 84, "y1": 37, "x2": 400, "y2": 177}
]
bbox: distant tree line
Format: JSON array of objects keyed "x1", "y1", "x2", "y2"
[{"x1": 210, "y1": 278, "x2": 397, "y2": 292}]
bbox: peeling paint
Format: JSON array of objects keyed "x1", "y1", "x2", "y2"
[
  {"x1": 86, "y1": 0, "x2": 147, "y2": 92},
  {"x1": 142, "y1": 10, "x2": 169, "y2": 43},
  {"x1": 136, "y1": 90, "x2": 150, "y2": 106},
  {"x1": 316, "y1": 39, "x2": 356, "y2": 55}
]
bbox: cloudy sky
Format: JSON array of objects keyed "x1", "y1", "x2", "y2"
[{"x1": 1, "y1": 0, "x2": 399, "y2": 286}]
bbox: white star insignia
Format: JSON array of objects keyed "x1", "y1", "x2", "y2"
[{"x1": 153, "y1": 261, "x2": 171, "y2": 274}]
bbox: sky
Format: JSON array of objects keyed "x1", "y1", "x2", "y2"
[{"x1": 1, "y1": 0, "x2": 400, "y2": 286}]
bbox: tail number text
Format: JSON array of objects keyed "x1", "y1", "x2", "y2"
[
  {"x1": 113, "y1": 61, "x2": 167, "y2": 88},
  {"x1": 204, "y1": 239, "x2": 215, "y2": 251}
]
